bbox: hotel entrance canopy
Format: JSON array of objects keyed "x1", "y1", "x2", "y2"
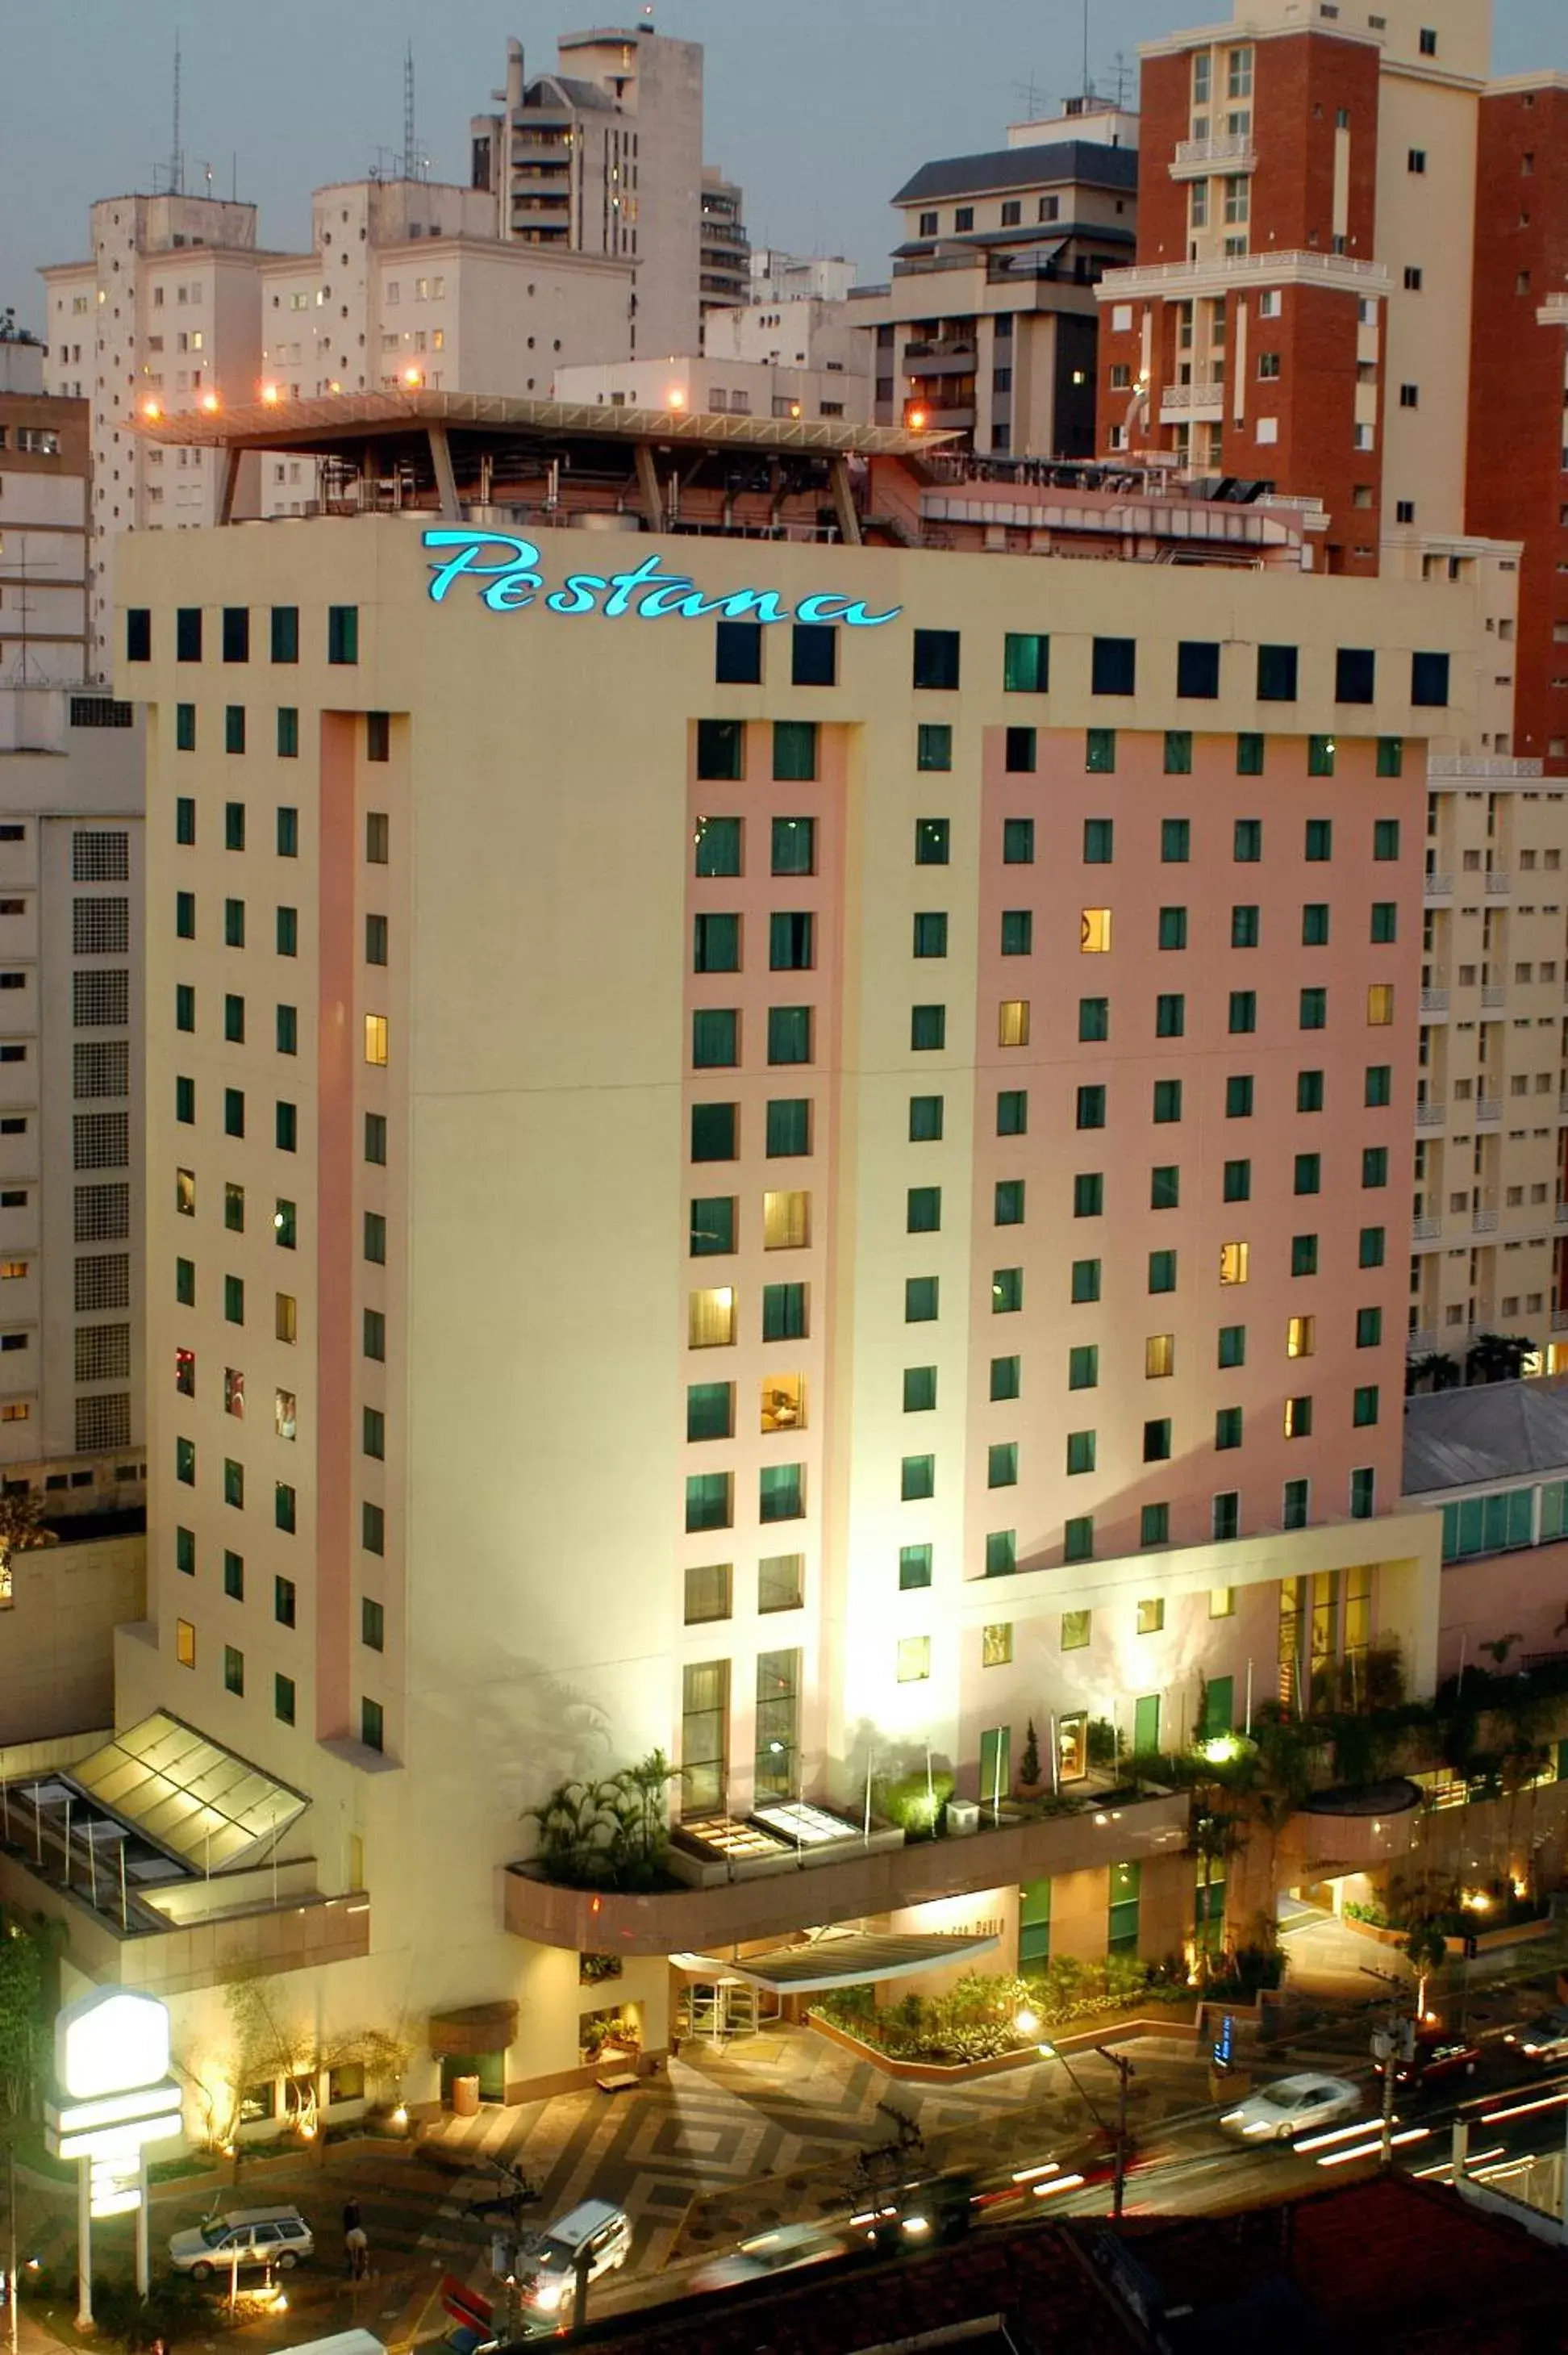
[{"x1": 672, "y1": 1929, "x2": 1000, "y2": 1993}]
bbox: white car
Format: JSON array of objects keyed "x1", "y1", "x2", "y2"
[
  {"x1": 692, "y1": 2223, "x2": 850, "y2": 2292},
  {"x1": 524, "y1": 2200, "x2": 631, "y2": 2314},
  {"x1": 1220, "y1": 2073, "x2": 1361, "y2": 2143}
]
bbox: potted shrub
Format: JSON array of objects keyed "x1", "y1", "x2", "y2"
[{"x1": 1015, "y1": 1719, "x2": 1045, "y2": 1800}]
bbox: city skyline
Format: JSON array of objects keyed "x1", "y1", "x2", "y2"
[{"x1": 9, "y1": 0, "x2": 1565, "y2": 340}]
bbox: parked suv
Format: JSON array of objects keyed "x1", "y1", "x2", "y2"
[
  {"x1": 169, "y1": 2206, "x2": 314, "y2": 2280},
  {"x1": 525, "y1": 2201, "x2": 631, "y2": 2313}
]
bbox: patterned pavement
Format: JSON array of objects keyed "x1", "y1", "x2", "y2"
[{"x1": 10, "y1": 2027, "x2": 1217, "y2": 2349}]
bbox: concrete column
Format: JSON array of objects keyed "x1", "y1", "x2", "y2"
[{"x1": 75, "y1": 2164, "x2": 92, "y2": 2332}]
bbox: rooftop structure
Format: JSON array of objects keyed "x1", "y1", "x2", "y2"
[{"x1": 848, "y1": 109, "x2": 1141, "y2": 460}]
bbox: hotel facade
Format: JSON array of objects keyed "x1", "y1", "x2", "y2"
[{"x1": 0, "y1": 396, "x2": 1518, "y2": 2114}]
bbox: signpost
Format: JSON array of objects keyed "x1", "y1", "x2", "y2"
[{"x1": 44, "y1": 1990, "x2": 183, "y2": 2328}]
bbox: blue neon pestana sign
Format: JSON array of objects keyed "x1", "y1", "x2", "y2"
[{"x1": 423, "y1": 528, "x2": 902, "y2": 627}]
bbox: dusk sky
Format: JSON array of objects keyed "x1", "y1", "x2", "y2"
[{"x1": 6, "y1": 0, "x2": 1567, "y2": 334}]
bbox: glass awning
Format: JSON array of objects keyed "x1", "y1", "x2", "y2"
[
  {"x1": 678, "y1": 1931, "x2": 1001, "y2": 1994},
  {"x1": 68, "y1": 1711, "x2": 308, "y2": 1870}
]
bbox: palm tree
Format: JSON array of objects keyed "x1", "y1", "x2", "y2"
[{"x1": 1465, "y1": 1331, "x2": 1537, "y2": 1385}]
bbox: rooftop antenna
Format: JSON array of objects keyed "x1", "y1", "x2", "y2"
[
  {"x1": 1082, "y1": 0, "x2": 1091, "y2": 96},
  {"x1": 1013, "y1": 76, "x2": 1050, "y2": 118},
  {"x1": 169, "y1": 32, "x2": 184, "y2": 196},
  {"x1": 402, "y1": 43, "x2": 423, "y2": 182}
]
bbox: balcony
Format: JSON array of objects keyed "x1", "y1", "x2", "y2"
[
  {"x1": 1170, "y1": 132, "x2": 1257, "y2": 179},
  {"x1": 1160, "y1": 378, "x2": 1225, "y2": 422},
  {"x1": 1473, "y1": 1208, "x2": 1500, "y2": 1234},
  {"x1": 1555, "y1": 1202, "x2": 1568, "y2": 1226},
  {"x1": 1537, "y1": 294, "x2": 1568, "y2": 328},
  {"x1": 1423, "y1": 871, "x2": 1453, "y2": 903},
  {"x1": 1481, "y1": 984, "x2": 1508, "y2": 1008},
  {"x1": 1412, "y1": 1217, "x2": 1442, "y2": 1242},
  {"x1": 1485, "y1": 871, "x2": 1513, "y2": 896},
  {"x1": 1553, "y1": 1307, "x2": 1568, "y2": 1332},
  {"x1": 503, "y1": 1786, "x2": 1191, "y2": 1957},
  {"x1": 1476, "y1": 1096, "x2": 1503, "y2": 1125},
  {"x1": 1420, "y1": 986, "x2": 1450, "y2": 1015},
  {"x1": 1407, "y1": 1327, "x2": 1439, "y2": 1355},
  {"x1": 1100, "y1": 248, "x2": 1391, "y2": 305},
  {"x1": 902, "y1": 338, "x2": 978, "y2": 372},
  {"x1": 1428, "y1": 755, "x2": 1544, "y2": 782},
  {"x1": 1415, "y1": 1098, "x2": 1446, "y2": 1129}
]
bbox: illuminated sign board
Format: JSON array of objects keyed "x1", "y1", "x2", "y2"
[
  {"x1": 48, "y1": 1989, "x2": 182, "y2": 2220},
  {"x1": 423, "y1": 529, "x2": 902, "y2": 627}
]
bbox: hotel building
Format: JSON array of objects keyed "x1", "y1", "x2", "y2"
[{"x1": 0, "y1": 394, "x2": 1503, "y2": 2112}]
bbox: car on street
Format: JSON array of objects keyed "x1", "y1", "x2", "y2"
[
  {"x1": 692, "y1": 2223, "x2": 853, "y2": 2291},
  {"x1": 523, "y1": 2201, "x2": 631, "y2": 2314},
  {"x1": 1503, "y1": 2009, "x2": 1568, "y2": 2065},
  {"x1": 169, "y1": 2205, "x2": 314, "y2": 2279},
  {"x1": 1396, "y1": 2029, "x2": 1481, "y2": 2088},
  {"x1": 1219, "y1": 2073, "x2": 1362, "y2": 2142}
]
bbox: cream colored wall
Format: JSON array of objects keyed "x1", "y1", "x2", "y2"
[
  {"x1": 1411, "y1": 759, "x2": 1568, "y2": 1357},
  {"x1": 0, "y1": 1531, "x2": 144, "y2": 1742},
  {"x1": 1375, "y1": 73, "x2": 1479, "y2": 541}
]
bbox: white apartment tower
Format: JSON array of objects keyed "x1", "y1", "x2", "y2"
[
  {"x1": 40, "y1": 196, "x2": 278, "y2": 679},
  {"x1": 470, "y1": 26, "x2": 704, "y2": 356}
]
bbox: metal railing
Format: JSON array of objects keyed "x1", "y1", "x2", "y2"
[
  {"x1": 1485, "y1": 871, "x2": 1514, "y2": 895},
  {"x1": 1554, "y1": 1307, "x2": 1568, "y2": 1332},
  {"x1": 1172, "y1": 133, "x2": 1257, "y2": 170},
  {"x1": 1476, "y1": 1096, "x2": 1503, "y2": 1124},
  {"x1": 1160, "y1": 379, "x2": 1226, "y2": 410},
  {"x1": 1423, "y1": 871, "x2": 1453, "y2": 898},
  {"x1": 1472, "y1": 1209, "x2": 1500, "y2": 1234},
  {"x1": 1480, "y1": 984, "x2": 1508, "y2": 1008},
  {"x1": 1428, "y1": 754, "x2": 1544, "y2": 781},
  {"x1": 1415, "y1": 1100, "x2": 1446, "y2": 1127},
  {"x1": 1420, "y1": 987, "x2": 1450, "y2": 1013},
  {"x1": 1100, "y1": 248, "x2": 1391, "y2": 294},
  {"x1": 1412, "y1": 1217, "x2": 1442, "y2": 1242}
]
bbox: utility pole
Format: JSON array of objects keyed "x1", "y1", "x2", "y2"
[
  {"x1": 1362, "y1": 1961, "x2": 1412, "y2": 2169},
  {"x1": 1099, "y1": 2047, "x2": 1136, "y2": 2218}
]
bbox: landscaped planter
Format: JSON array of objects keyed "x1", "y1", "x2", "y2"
[
  {"x1": 1342, "y1": 1910, "x2": 1549, "y2": 1957},
  {"x1": 808, "y1": 2007, "x2": 1200, "y2": 2082},
  {"x1": 808, "y1": 2012, "x2": 1042, "y2": 2082}
]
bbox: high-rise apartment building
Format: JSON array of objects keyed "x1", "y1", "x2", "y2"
[
  {"x1": 40, "y1": 195, "x2": 282, "y2": 674},
  {"x1": 1095, "y1": 2, "x2": 1568, "y2": 1366},
  {"x1": 0, "y1": 686, "x2": 145, "y2": 1505},
  {"x1": 0, "y1": 390, "x2": 1488, "y2": 2115},
  {"x1": 699, "y1": 168, "x2": 751, "y2": 315},
  {"x1": 0, "y1": 382, "x2": 145, "y2": 1513},
  {"x1": 847, "y1": 100, "x2": 1140, "y2": 457},
  {"x1": 470, "y1": 27, "x2": 705, "y2": 357},
  {"x1": 1, "y1": 353, "x2": 89, "y2": 689}
]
